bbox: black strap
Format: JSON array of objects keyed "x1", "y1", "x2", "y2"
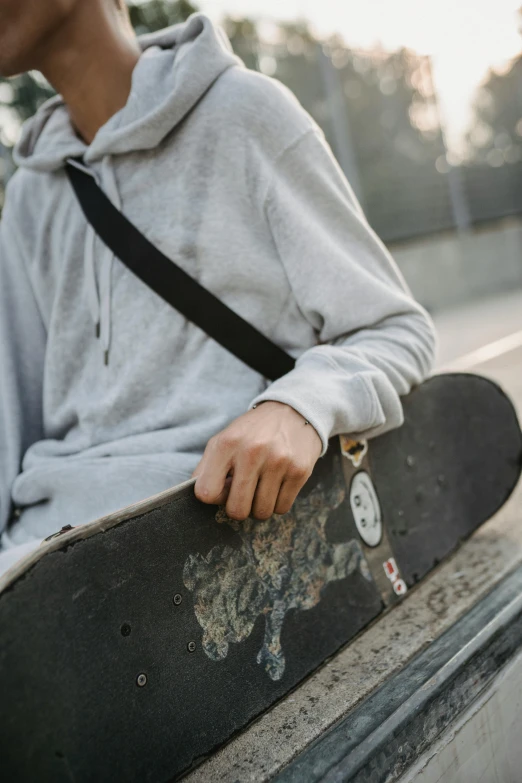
[{"x1": 65, "y1": 159, "x2": 295, "y2": 382}]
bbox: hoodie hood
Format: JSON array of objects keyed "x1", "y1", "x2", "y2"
[
  {"x1": 12, "y1": 12, "x2": 241, "y2": 172},
  {"x1": 11, "y1": 12, "x2": 242, "y2": 366}
]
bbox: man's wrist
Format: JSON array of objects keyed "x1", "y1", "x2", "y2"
[{"x1": 252, "y1": 399, "x2": 310, "y2": 426}]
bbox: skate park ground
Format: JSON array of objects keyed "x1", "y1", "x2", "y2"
[{"x1": 185, "y1": 288, "x2": 522, "y2": 783}]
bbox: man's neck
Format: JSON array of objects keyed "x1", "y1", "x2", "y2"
[{"x1": 37, "y1": 4, "x2": 141, "y2": 145}]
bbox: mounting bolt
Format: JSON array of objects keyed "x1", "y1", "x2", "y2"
[
  {"x1": 406, "y1": 455, "x2": 415, "y2": 468},
  {"x1": 136, "y1": 673, "x2": 147, "y2": 687},
  {"x1": 187, "y1": 641, "x2": 196, "y2": 653},
  {"x1": 173, "y1": 594, "x2": 182, "y2": 606}
]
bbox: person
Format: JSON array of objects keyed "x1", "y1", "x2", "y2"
[{"x1": 0, "y1": 0, "x2": 436, "y2": 576}]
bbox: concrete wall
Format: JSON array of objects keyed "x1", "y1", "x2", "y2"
[{"x1": 389, "y1": 217, "x2": 522, "y2": 313}]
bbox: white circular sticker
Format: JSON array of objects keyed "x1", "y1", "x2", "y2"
[{"x1": 350, "y1": 471, "x2": 383, "y2": 548}]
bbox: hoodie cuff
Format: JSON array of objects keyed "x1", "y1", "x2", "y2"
[{"x1": 248, "y1": 356, "x2": 374, "y2": 458}]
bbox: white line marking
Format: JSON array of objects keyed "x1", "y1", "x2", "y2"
[{"x1": 442, "y1": 329, "x2": 522, "y2": 371}]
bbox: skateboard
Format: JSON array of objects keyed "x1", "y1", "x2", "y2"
[{"x1": 0, "y1": 373, "x2": 520, "y2": 783}]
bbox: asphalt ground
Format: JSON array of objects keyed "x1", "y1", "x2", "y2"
[{"x1": 434, "y1": 292, "x2": 522, "y2": 413}]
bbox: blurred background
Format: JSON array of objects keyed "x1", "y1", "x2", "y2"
[{"x1": 1, "y1": 0, "x2": 522, "y2": 365}]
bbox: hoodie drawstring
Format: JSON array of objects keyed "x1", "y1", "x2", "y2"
[
  {"x1": 85, "y1": 223, "x2": 101, "y2": 338},
  {"x1": 98, "y1": 155, "x2": 121, "y2": 365},
  {"x1": 71, "y1": 155, "x2": 121, "y2": 365}
]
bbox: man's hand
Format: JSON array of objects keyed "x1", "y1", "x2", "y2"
[{"x1": 192, "y1": 401, "x2": 323, "y2": 521}]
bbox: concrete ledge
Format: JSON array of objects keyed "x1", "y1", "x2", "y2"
[
  {"x1": 275, "y1": 565, "x2": 522, "y2": 782},
  {"x1": 391, "y1": 218, "x2": 522, "y2": 313},
  {"x1": 399, "y1": 645, "x2": 522, "y2": 782}
]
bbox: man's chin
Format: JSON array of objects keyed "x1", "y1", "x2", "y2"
[
  {"x1": 0, "y1": 61, "x2": 28, "y2": 78},
  {"x1": 0, "y1": 43, "x2": 31, "y2": 79}
]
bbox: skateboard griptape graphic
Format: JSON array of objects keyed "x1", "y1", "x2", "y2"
[
  {"x1": 183, "y1": 471, "x2": 373, "y2": 682},
  {"x1": 0, "y1": 374, "x2": 520, "y2": 783}
]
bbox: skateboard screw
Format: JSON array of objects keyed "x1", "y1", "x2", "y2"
[
  {"x1": 136, "y1": 673, "x2": 147, "y2": 687},
  {"x1": 187, "y1": 641, "x2": 196, "y2": 653},
  {"x1": 406, "y1": 455, "x2": 415, "y2": 468},
  {"x1": 120, "y1": 623, "x2": 131, "y2": 637},
  {"x1": 173, "y1": 594, "x2": 182, "y2": 606}
]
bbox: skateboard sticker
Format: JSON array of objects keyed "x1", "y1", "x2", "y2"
[
  {"x1": 183, "y1": 476, "x2": 373, "y2": 682},
  {"x1": 340, "y1": 436, "x2": 368, "y2": 468},
  {"x1": 383, "y1": 557, "x2": 408, "y2": 596},
  {"x1": 349, "y1": 471, "x2": 383, "y2": 548}
]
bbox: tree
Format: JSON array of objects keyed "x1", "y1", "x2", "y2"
[
  {"x1": 127, "y1": 0, "x2": 196, "y2": 34},
  {"x1": 466, "y1": 56, "x2": 522, "y2": 166},
  {"x1": 464, "y1": 54, "x2": 522, "y2": 223}
]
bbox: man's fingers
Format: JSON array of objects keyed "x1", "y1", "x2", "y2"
[
  {"x1": 251, "y1": 448, "x2": 303, "y2": 519},
  {"x1": 224, "y1": 462, "x2": 260, "y2": 521},
  {"x1": 250, "y1": 470, "x2": 283, "y2": 520},
  {"x1": 274, "y1": 475, "x2": 304, "y2": 516},
  {"x1": 193, "y1": 439, "x2": 233, "y2": 506},
  {"x1": 221, "y1": 453, "x2": 310, "y2": 521},
  {"x1": 194, "y1": 401, "x2": 320, "y2": 520},
  {"x1": 195, "y1": 473, "x2": 231, "y2": 506},
  {"x1": 194, "y1": 477, "x2": 230, "y2": 507}
]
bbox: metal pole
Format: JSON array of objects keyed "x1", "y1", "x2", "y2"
[
  {"x1": 317, "y1": 43, "x2": 365, "y2": 208},
  {"x1": 424, "y1": 56, "x2": 472, "y2": 232}
]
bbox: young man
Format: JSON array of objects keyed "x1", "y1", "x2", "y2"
[{"x1": 0, "y1": 0, "x2": 436, "y2": 575}]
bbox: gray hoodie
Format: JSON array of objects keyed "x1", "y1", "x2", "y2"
[{"x1": 0, "y1": 12, "x2": 436, "y2": 569}]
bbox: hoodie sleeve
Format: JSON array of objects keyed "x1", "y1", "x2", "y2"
[
  {"x1": 249, "y1": 127, "x2": 437, "y2": 456},
  {"x1": 0, "y1": 182, "x2": 46, "y2": 534}
]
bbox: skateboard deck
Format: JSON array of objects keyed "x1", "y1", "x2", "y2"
[{"x1": 0, "y1": 373, "x2": 520, "y2": 782}]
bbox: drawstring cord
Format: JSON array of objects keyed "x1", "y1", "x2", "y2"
[
  {"x1": 85, "y1": 224, "x2": 101, "y2": 338},
  {"x1": 98, "y1": 155, "x2": 121, "y2": 365},
  {"x1": 69, "y1": 155, "x2": 120, "y2": 366}
]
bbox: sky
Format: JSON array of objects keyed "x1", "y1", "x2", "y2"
[{"x1": 198, "y1": 0, "x2": 522, "y2": 151}]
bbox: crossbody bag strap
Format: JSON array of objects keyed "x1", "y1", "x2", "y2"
[{"x1": 65, "y1": 158, "x2": 295, "y2": 382}]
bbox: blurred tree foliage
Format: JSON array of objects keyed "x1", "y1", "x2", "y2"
[
  {"x1": 127, "y1": 0, "x2": 196, "y2": 33},
  {"x1": 467, "y1": 57, "x2": 522, "y2": 165},
  {"x1": 463, "y1": 56, "x2": 522, "y2": 223}
]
